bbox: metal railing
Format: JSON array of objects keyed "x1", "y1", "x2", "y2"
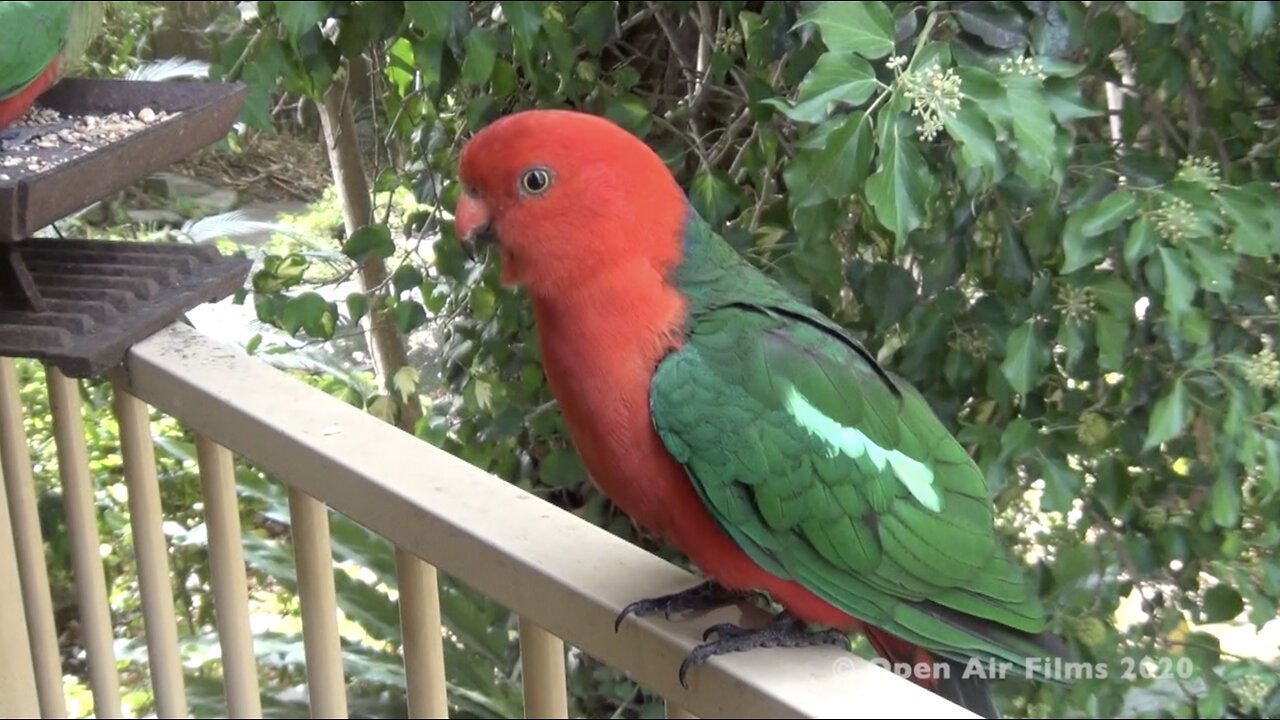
[{"x1": 0, "y1": 322, "x2": 975, "y2": 719}]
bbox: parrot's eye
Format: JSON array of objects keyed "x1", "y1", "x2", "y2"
[{"x1": 520, "y1": 167, "x2": 553, "y2": 196}]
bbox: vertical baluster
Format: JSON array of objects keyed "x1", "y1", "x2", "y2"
[
  {"x1": 196, "y1": 436, "x2": 262, "y2": 718},
  {"x1": 0, "y1": 358, "x2": 67, "y2": 718},
  {"x1": 518, "y1": 617, "x2": 568, "y2": 719},
  {"x1": 113, "y1": 387, "x2": 188, "y2": 718},
  {"x1": 396, "y1": 549, "x2": 449, "y2": 718},
  {"x1": 0, "y1": 439, "x2": 40, "y2": 717},
  {"x1": 287, "y1": 487, "x2": 348, "y2": 717},
  {"x1": 47, "y1": 366, "x2": 122, "y2": 718}
]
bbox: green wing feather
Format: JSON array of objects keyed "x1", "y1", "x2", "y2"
[
  {"x1": 0, "y1": 2, "x2": 75, "y2": 100},
  {"x1": 0, "y1": 1, "x2": 100, "y2": 102},
  {"x1": 650, "y1": 211, "x2": 1063, "y2": 677}
]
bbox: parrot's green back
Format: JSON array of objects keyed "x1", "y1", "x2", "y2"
[
  {"x1": 0, "y1": 1, "x2": 101, "y2": 100},
  {"x1": 650, "y1": 209, "x2": 1063, "y2": 678}
]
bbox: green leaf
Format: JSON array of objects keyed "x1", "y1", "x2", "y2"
[
  {"x1": 343, "y1": 225, "x2": 395, "y2": 261},
  {"x1": 1145, "y1": 378, "x2": 1189, "y2": 449},
  {"x1": 797, "y1": 1, "x2": 896, "y2": 59},
  {"x1": 943, "y1": 103, "x2": 1002, "y2": 185},
  {"x1": 392, "y1": 265, "x2": 425, "y2": 296},
  {"x1": 461, "y1": 29, "x2": 497, "y2": 86},
  {"x1": 1202, "y1": 583, "x2": 1244, "y2": 622},
  {"x1": 1211, "y1": 473, "x2": 1242, "y2": 529},
  {"x1": 865, "y1": 106, "x2": 934, "y2": 242},
  {"x1": 1184, "y1": 240, "x2": 1235, "y2": 296},
  {"x1": 766, "y1": 54, "x2": 877, "y2": 123},
  {"x1": 1080, "y1": 190, "x2": 1138, "y2": 237},
  {"x1": 393, "y1": 301, "x2": 428, "y2": 333},
  {"x1": 499, "y1": 1, "x2": 542, "y2": 40},
  {"x1": 1005, "y1": 80, "x2": 1057, "y2": 185},
  {"x1": 1217, "y1": 186, "x2": 1277, "y2": 257},
  {"x1": 274, "y1": 1, "x2": 330, "y2": 41},
  {"x1": 405, "y1": 1, "x2": 466, "y2": 38},
  {"x1": 346, "y1": 293, "x2": 369, "y2": 323},
  {"x1": 1095, "y1": 310, "x2": 1129, "y2": 372},
  {"x1": 1124, "y1": 217, "x2": 1157, "y2": 268},
  {"x1": 1001, "y1": 320, "x2": 1049, "y2": 396},
  {"x1": 1235, "y1": 1, "x2": 1277, "y2": 39},
  {"x1": 540, "y1": 449, "x2": 587, "y2": 488},
  {"x1": 1089, "y1": 274, "x2": 1136, "y2": 317},
  {"x1": 955, "y1": 2, "x2": 1028, "y2": 49},
  {"x1": 282, "y1": 292, "x2": 336, "y2": 339},
  {"x1": 603, "y1": 95, "x2": 651, "y2": 136},
  {"x1": 1127, "y1": 1, "x2": 1186, "y2": 23},
  {"x1": 689, "y1": 170, "x2": 744, "y2": 227},
  {"x1": 786, "y1": 112, "x2": 874, "y2": 206},
  {"x1": 1157, "y1": 246, "x2": 1196, "y2": 318}
]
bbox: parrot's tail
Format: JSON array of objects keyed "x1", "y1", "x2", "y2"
[{"x1": 862, "y1": 627, "x2": 1001, "y2": 719}]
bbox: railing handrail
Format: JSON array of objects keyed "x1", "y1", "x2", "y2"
[{"x1": 111, "y1": 322, "x2": 977, "y2": 719}]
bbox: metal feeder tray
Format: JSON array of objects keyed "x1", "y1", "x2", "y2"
[{"x1": 0, "y1": 78, "x2": 251, "y2": 377}]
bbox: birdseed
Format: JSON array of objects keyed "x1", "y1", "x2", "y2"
[{"x1": 0, "y1": 103, "x2": 180, "y2": 180}]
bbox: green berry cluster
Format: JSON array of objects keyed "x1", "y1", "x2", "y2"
[
  {"x1": 1242, "y1": 348, "x2": 1280, "y2": 390},
  {"x1": 1077, "y1": 411, "x2": 1110, "y2": 446},
  {"x1": 1056, "y1": 285, "x2": 1097, "y2": 327}
]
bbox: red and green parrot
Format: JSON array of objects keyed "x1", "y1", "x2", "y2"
[
  {"x1": 0, "y1": 1, "x2": 103, "y2": 149},
  {"x1": 453, "y1": 109, "x2": 1067, "y2": 718}
]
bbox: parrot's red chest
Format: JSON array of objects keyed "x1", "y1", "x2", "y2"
[{"x1": 527, "y1": 268, "x2": 862, "y2": 634}]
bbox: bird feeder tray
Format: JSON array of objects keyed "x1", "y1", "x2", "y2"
[
  {"x1": 0, "y1": 78, "x2": 247, "y2": 242},
  {"x1": 0, "y1": 237, "x2": 250, "y2": 378},
  {"x1": 0, "y1": 78, "x2": 252, "y2": 378}
]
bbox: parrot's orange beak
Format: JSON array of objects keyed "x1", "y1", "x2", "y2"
[{"x1": 454, "y1": 192, "x2": 492, "y2": 262}]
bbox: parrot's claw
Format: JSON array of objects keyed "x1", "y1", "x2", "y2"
[
  {"x1": 678, "y1": 613, "x2": 850, "y2": 689},
  {"x1": 614, "y1": 579, "x2": 758, "y2": 632}
]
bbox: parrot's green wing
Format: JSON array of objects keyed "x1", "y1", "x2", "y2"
[
  {"x1": 650, "y1": 212, "x2": 1061, "y2": 676},
  {"x1": 0, "y1": 2, "x2": 75, "y2": 100}
]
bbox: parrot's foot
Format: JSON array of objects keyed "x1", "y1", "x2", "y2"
[
  {"x1": 677, "y1": 613, "x2": 850, "y2": 689},
  {"x1": 0, "y1": 120, "x2": 74, "y2": 152},
  {"x1": 614, "y1": 579, "x2": 760, "y2": 632}
]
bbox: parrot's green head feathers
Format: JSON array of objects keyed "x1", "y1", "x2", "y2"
[{"x1": 455, "y1": 109, "x2": 692, "y2": 298}]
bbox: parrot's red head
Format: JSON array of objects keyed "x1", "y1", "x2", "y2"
[{"x1": 455, "y1": 109, "x2": 689, "y2": 298}]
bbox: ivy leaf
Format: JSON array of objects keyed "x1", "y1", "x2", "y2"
[
  {"x1": 865, "y1": 107, "x2": 934, "y2": 242},
  {"x1": 275, "y1": 1, "x2": 330, "y2": 41},
  {"x1": 1211, "y1": 473, "x2": 1242, "y2": 529},
  {"x1": 1217, "y1": 186, "x2": 1277, "y2": 257},
  {"x1": 1145, "y1": 378, "x2": 1190, "y2": 449},
  {"x1": 1005, "y1": 79, "x2": 1057, "y2": 186},
  {"x1": 499, "y1": 1, "x2": 542, "y2": 41},
  {"x1": 786, "y1": 112, "x2": 874, "y2": 206},
  {"x1": 461, "y1": 29, "x2": 498, "y2": 86},
  {"x1": 343, "y1": 225, "x2": 395, "y2": 261},
  {"x1": 690, "y1": 170, "x2": 744, "y2": 227},
  {"x1": 1095, "y1": 310, "x2": 1130, "y2": 372},
  {"x1": 955, "y1": 2, "x2": 1028, "y2": 49},
  {"x1": 1202, "y1": 583, "x2": 1244, "y2": 622},
  {"x1": 346, "y1": 292, "x2": 369, "y2": 323},
  {"x1": 1124, "y1": 217, "x2": 1157, "y2": 268},
  {"x1": 1089, "y1": 274, "x2": 1137, "y2": 317},
  {"x1": 943, "y1": 103, "x2": 1002, "y2": 186},
  {"x1": 1080, "y1": 190, "x2": 1138, "y2": 237},
  {"x1": 540, "y1": 449, "x2": 587, "y2": 488},
  {"x1": 1158, "y1": 246, "x2": 1197, "y2": 318},
  {"x1": 1185, "y1": 240, "x2": 1235, "y2": 296},
  {"x1": 405, "y1": 2, "x2": 467, "y2": 39},
  {"x1": 1127, "y1": 1, "x2": 1186, "y2": 23},
  {"x1": 282, "y1": 292, "x2": 337, "y2": 339},
  {"x1": 1001, "y1": 320, "x2": 1048, "y2": 396},
  {"x1": 797, "y1": 1, "x2": 896, "y2": 59},
  {"x1": 766, "y1": 54, "x2": 877, "y2": 123}
]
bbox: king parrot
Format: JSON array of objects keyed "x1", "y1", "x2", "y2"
[
  {"x1": 0, "y1": 1, "x2": 103, "y2": 148},
  {"x1": 453, "y1": 109, "x2": 1067, "y2": 718}
]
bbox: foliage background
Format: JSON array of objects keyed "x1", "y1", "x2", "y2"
[{"x1": 17, "y1": 1, "x2": 1280, "y2": 718}]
